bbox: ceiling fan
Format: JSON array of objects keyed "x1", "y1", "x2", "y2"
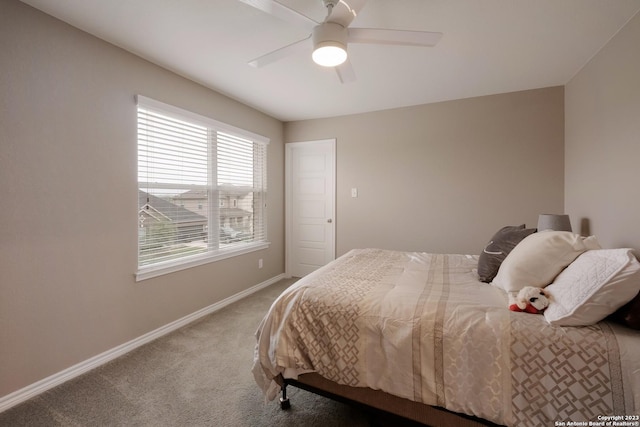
[{"x1": 239, "y1": 0, "x2": 443, "y2": 83}]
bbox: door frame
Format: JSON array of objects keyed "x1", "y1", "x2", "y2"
[{"x1": 285, "y1": 139, "x2": 336, "y2": 278}]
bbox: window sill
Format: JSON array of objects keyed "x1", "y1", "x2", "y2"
[{"x1": 135, "y1": 242, "x2": 270, "y2": 282}]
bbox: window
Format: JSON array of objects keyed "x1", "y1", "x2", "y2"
[{"x1": 136, "y1": 95, "x2": 268, "y2": 280}]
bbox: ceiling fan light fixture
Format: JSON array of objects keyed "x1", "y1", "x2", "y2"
[
  {"x1": 312, "y1": 42, "x2": 347, "y2": 67},
  {"x1": 312, "y1": 22, "x2": 348, "y2": 67}
]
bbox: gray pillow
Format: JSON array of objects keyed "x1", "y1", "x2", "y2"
[
  {"x1": 477, "y1": 224, "x2": 536, "y2": 283},
  {"x1": 609, "y1": 291, "x2": 640, "y2": 330}
]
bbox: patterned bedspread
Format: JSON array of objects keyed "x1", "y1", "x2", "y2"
[{"x1": 252, "y1": 249, "x2": 640, "y2": 426}]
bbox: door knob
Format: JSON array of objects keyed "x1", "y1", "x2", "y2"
[{"x1": 327, "y1": 219, "x2": 332, "y2": 223}]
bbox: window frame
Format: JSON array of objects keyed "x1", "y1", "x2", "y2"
[{"x1": 135, "y1": 95, "x2": 269, "y2": 281}]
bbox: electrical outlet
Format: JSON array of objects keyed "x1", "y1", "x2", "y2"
[
  {"x1": 351, "y1": 188, "x2": 358, "y2": 198},
  {"x1": 258, "y1": 259, "x2": 263, "y2": 269}
]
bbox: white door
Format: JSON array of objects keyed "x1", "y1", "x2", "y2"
[{"x1": 286, "y1": 139, "x2": 336, "y2": 277}]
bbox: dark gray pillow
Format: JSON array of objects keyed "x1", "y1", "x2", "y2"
[
  {"x1": 477, "y1": 224, "x2": 536, "y2": 283},
  {"x1": 608, "y1": 291, "x2": 640, "y2": 330}
]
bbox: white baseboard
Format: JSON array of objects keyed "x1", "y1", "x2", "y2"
[{"x1": 0, "y1": 273, "x2": 285, "y2": 413}]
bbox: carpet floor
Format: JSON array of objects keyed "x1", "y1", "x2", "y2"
[{"x1": 0, "y1": 279, "x2": 427, "y2": 427}]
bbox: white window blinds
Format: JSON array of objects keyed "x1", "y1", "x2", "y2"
[{"x1": 136, "y1": 95, "x2": 269, "y2": 280}]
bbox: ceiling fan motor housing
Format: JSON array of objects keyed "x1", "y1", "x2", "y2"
[{"x1": 313, "y1": 22, "x2": 348, "y2": 51}]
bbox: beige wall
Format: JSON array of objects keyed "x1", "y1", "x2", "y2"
[
  {"x1": 565, "y1": 11, "x2": 640, "y2": 251},
  {"x1": 0, "y1": 1, "x2": 284, "y2": 397},
  {"x1": 285, "y1": 87, "x2": 565, "y2": 256}
]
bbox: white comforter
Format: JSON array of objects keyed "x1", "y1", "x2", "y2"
[{"x1": 252, "y1": 249, "x2": 640, "y2": 426}]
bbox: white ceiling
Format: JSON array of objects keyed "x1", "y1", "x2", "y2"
[{"x1": 21, "y1": 0, "x2": 640, "y2": 121}]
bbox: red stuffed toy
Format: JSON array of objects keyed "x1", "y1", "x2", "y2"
[{"x1": 509, "y1": 286, "x2": 550, "y2": 314}]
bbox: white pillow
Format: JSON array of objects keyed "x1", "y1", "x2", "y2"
[
  {"x1": 544, "y1": 248, "x2": 640, "y2": 326},
  {"x1": 491, "y1": 231, "x2": 600, "y2": 293}
]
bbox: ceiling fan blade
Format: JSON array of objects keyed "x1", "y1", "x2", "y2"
[
  {"x1": 335, "y1": 59, "x2": 356, "y2": 84},
  {"x1": 238, "y1": 0, "x2": 317, "y2": 31},
  {"x1": 326, "y1": 0, "x2": 368, "y2": 28},
  {"x1": 248, "y1": 35, "x2": 312, "y2": 67},
  {"x1": 348, "y1": 28, "x2": 443, "y2": 47}
]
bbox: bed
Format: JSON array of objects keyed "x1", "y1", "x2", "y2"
[{"x1": 252, "y1": 230, "x2": 640, "y2": 427}]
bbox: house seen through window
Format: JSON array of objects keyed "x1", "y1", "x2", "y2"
[{"x1": 136, "y1": 96, "x2": 268, "y2": 279}]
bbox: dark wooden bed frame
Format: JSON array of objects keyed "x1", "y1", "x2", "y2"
[{"x1": 277, "y1": 373, "x2": 503, "y2": 427}]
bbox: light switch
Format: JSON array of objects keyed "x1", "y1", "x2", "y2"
[{"x1": 351, "y1": 188, "x2": 358, "y2": 198}]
